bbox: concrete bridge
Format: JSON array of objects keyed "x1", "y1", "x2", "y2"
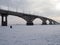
[{"x1": 0, "y1": 9, "x2": 59, "y2": 26}]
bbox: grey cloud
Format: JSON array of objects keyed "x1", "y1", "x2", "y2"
[
  {"x1": 0, "y1": 0, "x2": 60, "y2": 16},
  {"x1": 0, "y1": 0, "x2": 29, "y2": 9}
]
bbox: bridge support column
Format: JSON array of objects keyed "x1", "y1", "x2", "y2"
[
  {"x1": 1, "y1": 15, "x2": 8, "y2": 26},
  {"x1": 42, "y1": 20, "x2": 47, "y2": 25},
  {"x1": 27, "y1": 21, "x2": 33, "y2": 25},
  {"x1": 49, "y1": 21, "x2": 52, "y2": 25}
]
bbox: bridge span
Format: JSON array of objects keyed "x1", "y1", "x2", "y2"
[{"x1": 0, "y1": 9, "x2": 59, "y2": 26}]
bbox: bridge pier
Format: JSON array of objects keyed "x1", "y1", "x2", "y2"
[
  {"x1": 49, "y1": 21, "x2": 52, "y2": 25},
  {"x1": 42, "y1": 19, "x2": 47, "y2": 25},
  {"x1": 1, "y1": 14, "x2": 8, "y2": 26},
  {"x1": 42, "y1": 21, "x2": 47, "y2": 25},
  {"x1": 24, "y1": 16, "x2": 35, "y2": 25},
  {"x1": 27, "y1": 21, "x2": 33, "y2": 25}
]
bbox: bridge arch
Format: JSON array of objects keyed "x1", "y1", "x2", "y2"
[
  {"x1": 33, "y1": 18, "x2": 42, "y2": 25},
  {"x1": 46, "y1": 20, "x2": 50, "y2": 25},
  {"x1": 8, "y1": 15, "x2": 27, "y2": 25}
]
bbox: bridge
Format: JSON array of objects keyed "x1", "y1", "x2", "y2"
[{"x1": 0, "y1": 9, "x2": 59, "y2": 26}]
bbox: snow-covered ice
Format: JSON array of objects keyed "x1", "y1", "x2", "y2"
[{"x1": 0, "y1": 25, "x2": 60, "y2": 45}]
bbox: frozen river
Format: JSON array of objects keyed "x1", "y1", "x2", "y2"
[{"x1": 0, "y1": 25, "x2": 60, "y2": 45}]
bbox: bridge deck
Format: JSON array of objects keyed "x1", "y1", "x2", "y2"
[{"x1": 0, "y1": 9, "x2": 59, "y2": 26}]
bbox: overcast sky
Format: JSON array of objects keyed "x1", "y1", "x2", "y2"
[
  {"x1": 0, "y1": 0, "x2": 60, "y2": 24},
  {"x1": 0, "y1": 0, "x2": 60, "y2": 16}
]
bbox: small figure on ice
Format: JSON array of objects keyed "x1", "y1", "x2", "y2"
[{"x1": 10, "y1": 26, "x2": 12, "y2": 28}]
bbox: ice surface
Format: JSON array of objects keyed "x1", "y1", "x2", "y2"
[{"x1": 0, "y1": 25, "x2": 60, "y2": 45}]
